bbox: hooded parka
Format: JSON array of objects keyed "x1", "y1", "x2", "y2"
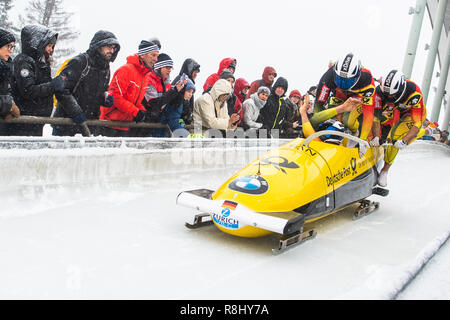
[
  {"x1": 247, "y1": 66, "x2": 277, "y2": 98},
  {"x1": 203, "y1": 58, "x2": 236, "y2": 93},
  {"x1": 52, "y1": 30, "x2": 120, "y2": 136},
  {"x1": 194, "y1": 79, "x2": 233, "y2": 132},
  {"x1": 9, "y1": 25, "x2": 58, "y2": 136},
  {"x1": 172, "y1": 58, "x2": 200, "y2": 125},
  {"x1": 260, "y1": 77, "x2": 288, "y2": 131}
]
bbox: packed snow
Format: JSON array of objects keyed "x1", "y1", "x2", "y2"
[{"x1": 0, "y1": 139, "x2": 449, "y2": 300}]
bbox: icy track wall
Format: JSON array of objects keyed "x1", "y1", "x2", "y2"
[{"x1": 0, "y1": 138, "x2": 288, "y2": 217}]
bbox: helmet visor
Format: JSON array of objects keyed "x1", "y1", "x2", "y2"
[
  {"x1": 382, "y1": 90, "x2": 403, "y2": 103},
  {"x1": 335, "y1": 75, "x2": 358, "y2": 90}
]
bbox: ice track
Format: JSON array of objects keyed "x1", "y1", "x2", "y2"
[{"x1": 0, "y1": 138, "x2": 449, "y2": 300}]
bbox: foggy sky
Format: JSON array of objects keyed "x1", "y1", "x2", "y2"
[{"x1": 10, "y1": 0, "x2": 438, "y2": 115}]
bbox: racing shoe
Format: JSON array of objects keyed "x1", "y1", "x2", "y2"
[{"x1": 378, "y1": 170, "x2": 388, "y2": 187}]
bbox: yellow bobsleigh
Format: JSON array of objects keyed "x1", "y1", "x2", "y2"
[{"x1": 177, "y1": 131, "x2": 388, "y2": 254}]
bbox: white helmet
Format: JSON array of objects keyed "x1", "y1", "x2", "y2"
[
  {"x1": 334, "y1": 53, "x2": 362, "y2": 90},
  {"x1": 380, "y1": 70, "x2": 407, "y2": 103}
]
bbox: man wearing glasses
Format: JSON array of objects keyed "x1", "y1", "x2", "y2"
[
  {"x1": 0, "y1": 28, "x2": 20, "y2": 128},
  {"x1": 52, "y1": 30, "x2": 121, "y2": 137}
]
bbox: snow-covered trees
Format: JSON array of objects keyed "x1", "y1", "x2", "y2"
[
  {"x1": 0, "y1": 0, "x2": 20, "y2": 39},
  {"x1": 0, "y1": 0, "x2": 15, "y2": 30},
  {"x1": 18, "y1": 0, "x2": 79, "y2": 62}
]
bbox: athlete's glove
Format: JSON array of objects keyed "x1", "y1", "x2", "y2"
[
  {"x1": 359, "y1": 143, "x2": 368, "y2": 158},
  {"x1": 346, "y1": 139, "x2": 358, "y2": 149},
  {"x1": 394, "y1": 140, "x2": 407, "y2": 149},
  {"x1": 369, "y1": 136, "x2": 380, "y2": 147}
]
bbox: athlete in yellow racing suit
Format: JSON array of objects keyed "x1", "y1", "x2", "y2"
[
  {"x1": 371, "y1": 71, "x2": 427, "y2": 187},
  {"x1": 312, "y1": 54, "x2": 376, "y2": 144}
]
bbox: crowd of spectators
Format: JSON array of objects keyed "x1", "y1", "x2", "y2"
[
  {"x1": 0, "y1": 26, "x2": 321, "y2": 139},
  {"x1": 420, "y1": 120, "x2": 449, "y2": 145},
  {"x1": 0, "y1": 25, "x2": 449, "y2": 146}
]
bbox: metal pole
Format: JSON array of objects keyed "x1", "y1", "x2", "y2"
[
  {"x1": 431, "y1": 33, "x2": 450, "y2": 123},
  {"x1": 421, "y1": 0, "x2": 447, "y2": 105},
  {"x1": 403, "y1": 0, "x2": 427, "y2": 79},
  {"x1": 442, "y1": 82, "x2": 450, "y2": 131}
]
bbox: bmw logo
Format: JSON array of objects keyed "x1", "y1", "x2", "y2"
[{"x1": 229, "y1": 175, "x2": 269, "y2": 195}]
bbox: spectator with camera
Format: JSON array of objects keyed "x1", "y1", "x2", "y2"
[
  {"x1": 172, "y1": 58, "x2": 201, "y2": 125},
  {"x1": 194, "y1": 79, "x2": 238, "y2": 137}
]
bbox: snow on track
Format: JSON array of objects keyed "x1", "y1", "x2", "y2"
[{"x1": 0, "y1": 140, "x2": 448, "y2": 299}]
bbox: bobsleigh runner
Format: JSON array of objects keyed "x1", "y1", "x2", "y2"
[{"x1": 177, "y1": 131, "x2": 390, "y2": 254}]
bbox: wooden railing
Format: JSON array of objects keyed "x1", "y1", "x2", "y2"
[{"x1": 0, "y1": 116, "x2": 173, "y2": 137}]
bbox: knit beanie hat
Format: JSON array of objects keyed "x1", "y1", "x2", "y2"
[
  {"x1": 0, "y1": 28, "x2": 16, "y2": 48},
  {"x1": 154, "y1": 53, "x2": 174, "y2": 70},
  {"x1": 138, "y1": 40, "x2": 159, "y2": 56},
  {"x1": 228, "y1": 60, "x2": 237, "y2": 70},
  {"x1": 289, "y1": 90, "x2": 302, "y2": 100},
  {"x1": 220, "y1": 70, "x2": 235, "y2": 81},
  {"x1": 257, "y1": 86, "x2": 270, "y2": 96}
]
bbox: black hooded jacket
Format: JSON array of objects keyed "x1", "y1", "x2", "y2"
[
  {"x1": 0, "y1": 58, "x2": 13, "y2": 117},
  {"x1": 53, "y1": 30, "x2": 120, "y2": 127},
  {"x1": 172, "y1": 58, "x2": 200, "y2": 125},
  {"x1": 11, "y1": 25, "x2": 58, "y2": 117},
  {"x1": 172, "y1": 58, "x2": 201, "y2": 85},
  {"x1": 260, "y1": 77, "x2": 289, "y2": 130}
]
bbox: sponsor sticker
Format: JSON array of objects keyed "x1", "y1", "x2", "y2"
[
  {"x1": 318, "y1": 85, "x2": 330, "y2": 102},
  {"x1": 260, "y1": 157, "x2": 300, "y2": 174},
  {"x1": 326, "y1": 158, "x2": 358, "y2": 187},
  {"x1": 212, "y1": 209, "x2": 239, "y2": 230}
]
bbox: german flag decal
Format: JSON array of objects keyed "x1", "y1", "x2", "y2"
[{"x1": 222, "y1": 201, "x2": 238, "y2": 211}]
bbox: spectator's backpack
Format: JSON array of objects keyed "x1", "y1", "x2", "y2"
[{"x1": 53, "y1": 53, "x2": 91, "y2": 108}]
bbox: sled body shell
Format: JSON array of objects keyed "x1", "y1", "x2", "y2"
[{"x1": 210, "y1": 138, "x2": 384, "y2": 238}]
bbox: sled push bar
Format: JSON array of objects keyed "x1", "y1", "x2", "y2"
[{"x1": 301, "y1": 131, "x2": 370, "y2": 157}]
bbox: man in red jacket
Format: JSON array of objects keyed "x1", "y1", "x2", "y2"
[
  {"x1": 203, "y1": 58, "x2": 236, "y2": 93},
  {"x1": 247, "y1": 66, "x2": 277, "y2": 98},
  {"x1": 100, "y1": 40, "x2": 159, "y2": 136},
  {"x1": 143, "y1": 53, "x2": 187, "y2": 124}
]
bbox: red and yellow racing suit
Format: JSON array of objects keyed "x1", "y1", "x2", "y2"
[
  {"x1": 374, "y1": 80, "x2": 427, "y2": 165},
  {"x1": 312, "y1": 67, "x2": 376, "y2": 141}
]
